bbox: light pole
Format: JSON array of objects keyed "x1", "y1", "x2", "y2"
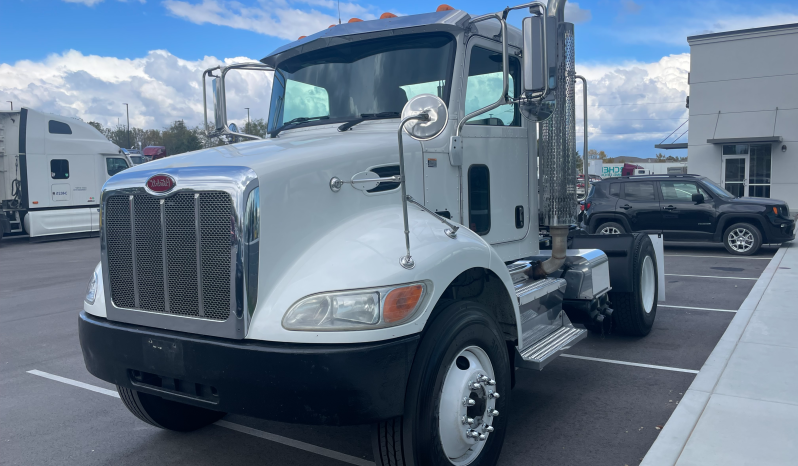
[
  {"x1": 245, "y1": 107, "x2": 250, "y2": 131},
  {"x1": 123, "y1": 103, "x2": 130, "y2": 149}
]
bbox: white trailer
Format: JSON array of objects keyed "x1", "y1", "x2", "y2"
[
  {"x1": 0, "y1": 108, "x2": 131, "y2": 240},
  {"x1": 79, "y1": 2, "x2": 661, "y2": 465}
]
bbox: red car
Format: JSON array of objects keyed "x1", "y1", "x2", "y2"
[{"x1": 143, "y1": 146, "x2": 167, "y2": 160}]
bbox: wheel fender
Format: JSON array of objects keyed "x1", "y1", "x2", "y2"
[
  {"x1": 247, "y1": 205, "x2": 520, "y2": 344},
  {"x1": 715, "y1": 215, "x2": 766, "y2": 242}
]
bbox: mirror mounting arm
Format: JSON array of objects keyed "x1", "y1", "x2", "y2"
[
  {"x1": 398, "y1": 113, "x2": 430, "y2": 270},
  {"x1": 202, "y1": 62, "x2": 274, "y2": 141}
]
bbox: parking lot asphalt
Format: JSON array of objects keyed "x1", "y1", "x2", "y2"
[{"x1": 0, "y1": 237, "x2": 778, "y2": 466}]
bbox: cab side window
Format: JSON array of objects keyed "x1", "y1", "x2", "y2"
[
  {"x1": 468, "y1": 165, "x2": 491, "y2": 235},
  {"x1": 623, "y1": 182, "x2": 656, "y2": 201},
  {"x1": 106, "y1": 158, "x2": 129, "y2": 176},
  {"x1": 51, "y1": 159, "x2": 69, "y2": 179},
  {"x1": 609, "y1": 183, "x2": 621, "y2": 197},
  {"x1": 49, "y1": 120, "x2": 72, "y2": 134},
  {"x1": 465, "y1": 46, "x2": 521, "y2": 127}
]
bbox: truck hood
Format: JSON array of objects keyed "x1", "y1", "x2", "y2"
[
  {"x1": 726, "y1": 196, "x2": 786, "y2": 207},
  {"x1": 123, "y1": 120, "x2": 412, "y2": 178}
]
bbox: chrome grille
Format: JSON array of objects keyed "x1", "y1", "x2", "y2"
[{"x1": 105, "y1": 192, "x2": 233, "y2": 321}]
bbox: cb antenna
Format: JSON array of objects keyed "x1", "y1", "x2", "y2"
[{"x1": 338, "y1": 0, "x2": 341, "y2": 24}]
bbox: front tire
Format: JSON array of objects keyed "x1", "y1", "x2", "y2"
[
  {"x1": 609, "y1": 234, "x2": 658, "y2": 336},
  {"x1": 723, "y1": 223, "x2": 762, "y2": 256},
  {"x1": 117, "y1": 386, "x2": 225, "y2": 432},
  {"x1": 372, "y1": 301, "x2": 511, "y2": 466}
]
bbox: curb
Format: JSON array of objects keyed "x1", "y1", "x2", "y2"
[{"x1": 640, "y1": 246, "x2": 790, "y2": 466}]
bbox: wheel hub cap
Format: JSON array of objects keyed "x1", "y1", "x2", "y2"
[
  {"x1": 439, "y1": 346, "x2": 498, "y2": 465},
  {"x1": 729, "y1": 228, "x2": 754, "y2": 252}
]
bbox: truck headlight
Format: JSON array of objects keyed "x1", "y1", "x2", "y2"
[
  {"x1": 282, "y1": 282, "x2": 427, "y2": 331},
  {"x1": 85, "y1": 270, "x2": 99, "y2": 305}
]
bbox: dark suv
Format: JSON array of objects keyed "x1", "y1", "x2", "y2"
[{"x1": 583, "y1": 175, "x2": 795, "y2": 255}]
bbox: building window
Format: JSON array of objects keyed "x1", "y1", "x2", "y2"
[
  {"x1": 748, "y1": 144, "x2": 771, "y2": 198},
  {"x1": 465, "y1": 46, "x2": 521, "y2": 127},
  {"x1": 50, "y1": 159, "x2": 69, "y2": 179},
  {"x1": 468, "y1": 165, "x2": 491, "y2": 235},
  {"x1": 106, "y1": 158, "x2": 129, "y2": 176},
  {"x1": 48, "y1": 120, "x2": 72, "y2": 134}
]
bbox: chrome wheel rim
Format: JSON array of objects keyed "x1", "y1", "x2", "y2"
[
  {"x1": 438, "y1": 346, "x2": 498, "y2": 465},
  {"x1": 641, "y1": 255, "x2": 656, "y2": 313},
  {"x1": 728, "y1": 228, "x2": 754, "y2": 252},
  {"x1": 600, "y1": 226, "x2": 620, "y2": 235}
]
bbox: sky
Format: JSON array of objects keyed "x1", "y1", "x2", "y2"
[{"x1": 1, "y1": 0, "x2": 797, "y2": 158}]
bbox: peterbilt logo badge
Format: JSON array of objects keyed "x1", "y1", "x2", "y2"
[{"x1": 146, "y1": 174, "x2": 175, "y2": 193}]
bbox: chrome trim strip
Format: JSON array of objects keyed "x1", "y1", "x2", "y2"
[
  {"x1": 130, "y1": 195, "x2": 140, "y2": 309},
  {"x1": 194, "y1": 193, "x2": 205, "y2": 318},
  {"x1": 160, "y1": 199, "x2": 170, "y2": 315}
]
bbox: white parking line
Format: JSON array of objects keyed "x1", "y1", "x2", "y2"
[
  {"x1": 665, "y1": 254, "x2": 773, "y2": 260},
  {"x1": 559, "y1": 354, "x2": 699, "y2": 374},
  {"x1": 658, "y1": 304, "x2": 737, "y2": 313},
  {"x1": 27, "y1": 370, "x2": 374, "y2": 466},
  {"x1": 664, "y1": 273, "x2": 758, "y2": 280}
]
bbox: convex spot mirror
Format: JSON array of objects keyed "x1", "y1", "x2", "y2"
[
  {"x1": 351, "y1": 171, "x2": 380, "y2": 191},
  {"x1": 401, "y1": 94, "x2": 448, "y2": 141}
]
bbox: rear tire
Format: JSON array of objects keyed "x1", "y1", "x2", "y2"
[
  {"x1": 609, "y1": 234, "x2": 658, "y2": 336},
  {"x1": 597, "y1": 221, "x2": 625, "y2": 235},
  {"x1": 372, "y1": 301, "x2": 511, "y2": 466},
  {"x1": 117, "y1": 386, "x2": 225, "y2": 432},
  {"x1": 723, "y1": 223, "x2": 762, "y2": 256}
]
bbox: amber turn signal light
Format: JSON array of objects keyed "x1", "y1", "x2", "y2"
[{"x1": 383, "y1": 284, "x2": 425, "y2": 323}]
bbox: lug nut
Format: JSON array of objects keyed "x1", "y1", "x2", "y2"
[
  {"x1": 466, "y1": 429, "x2": 479, "y2": 439},
  {"x1": 486, "y1": 378, "x2": 496, "y2": 386},
  {"x1": 485, "y1": 425, "x2": 495, "y2": 433},
  {"x1": 462, "y1": 416, "x2": 474, "y2": 425},
  {"x1": 477, "y1": 374, "x2": 489, "y2": 383},
  {"x1": 488, "y1": 409, "x2": 499, "y2": 417},
  {"x1": 463, "y1": 397, "x2": 476, "y2": 407},
  {"x1": 488, "y1": 390, "x2": 500, "y2": 399},
  {"x1": 478, "y1": 434, "x2": 487, "y2": 441},
  {"x1": 469, "y1": 381, "x2": 481, "y2": 390}
]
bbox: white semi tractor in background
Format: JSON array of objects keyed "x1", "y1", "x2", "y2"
[
  {"x1": 0, "y1": 108, "x2": 131, "y2": 241},
  {"x1": 79, "y1": 2, "x2": 663, "y2": 465}
]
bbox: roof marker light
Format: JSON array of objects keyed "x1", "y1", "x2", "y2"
[
  {"x1": 348, "y1": 17, "x2": 363, "y2": 22},
  {"x1": 436, "y1": 4, "x2": 454, "y2": 11},
  {"x1": 380, "y1": 12, "x2": 397, "y2": 19},
  {"x1": 298, "y1": 35, "x2": 306, "y2": 39},
  {"x1": 329, "y1": 24, "x2": 336, "y2": 28}
]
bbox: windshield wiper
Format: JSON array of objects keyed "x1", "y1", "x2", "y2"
[
  {"x1": 269, "y1": 116, "x2": 330, "y2": 138},
  {"x1": 338, "y1": 112, "x2": 400, "y2": 132}
]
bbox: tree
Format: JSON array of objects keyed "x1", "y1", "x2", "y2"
[
  {"x1": 656, "y1": 152, "x2": 665, "y2": 162},
  {"x1": 88, "y1": 121, "x2": 105, "y2": 134},
  {"x1": 162, "y1": 120, "x2": 202, "y2": 155},
  {"x1": 244, "y1": 118, "x2": 268, "y2": 138}
]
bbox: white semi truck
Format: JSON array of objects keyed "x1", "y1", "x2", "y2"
[
  {"x1": 0, "y1": 108, "x2": 131, "y2": 240},
  {"x1": 79, "y1": 2, "x2": 661, "y2": 464}
]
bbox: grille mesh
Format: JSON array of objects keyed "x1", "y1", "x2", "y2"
[{"x1": 106, "y1": 191, "x2": 232, "y2": 321}]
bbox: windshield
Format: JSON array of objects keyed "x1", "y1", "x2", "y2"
[
  {"x1": 268, "y1": 33, "x2": 456, "y2": 133},
  {"x1": 702, "y1": 179, "x2": 735, "y2": 199}
]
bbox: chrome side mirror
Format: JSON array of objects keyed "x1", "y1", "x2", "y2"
[
  {"x1": 401, "y1": 94, "x2": 448, "y2": 141},
  {"x1": 212, "y1": 77, "x2": 227, "y2": 132}
]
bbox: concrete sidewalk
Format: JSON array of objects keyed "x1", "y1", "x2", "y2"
[{"x1": 642, "y1": 243, "x2": 798, "y2": 466}]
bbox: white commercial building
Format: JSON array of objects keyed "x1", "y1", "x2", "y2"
[{"x1": 674, "y1": 23, "x2": 798, "y2": 207}]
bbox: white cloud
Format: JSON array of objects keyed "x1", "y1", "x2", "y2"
[
  {"x1": 0, "y1": 50, "x2": 272, "y2": 130},
  {"x1": 576, "y1": 53, "x2": 690, "y2": 145},
  {"x1": 565, "y1": 2, "x2": 592, "y2": 24},
  {"x1": 62, "y1": 0, "x2": 146, "y2": 5},
  {"x1": 163, "y1": 0, "x2": 376, "y2": 41}
]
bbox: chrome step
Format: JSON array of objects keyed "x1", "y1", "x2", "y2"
[{"x1": 516, "y1": 326, "x2": 587, "y2": 371}]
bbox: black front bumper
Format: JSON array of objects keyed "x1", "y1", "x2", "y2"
[
  {"x1": 79, "y1": 312, "x2": 419, "y2": 425},
  {"x1": 764, "y1": 219, "x2": 796, "y2": 243}
]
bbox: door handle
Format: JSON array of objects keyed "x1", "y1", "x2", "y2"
[
  {"x1": 663, "y1": 205, "x2": 677, "y2": 211},
  {"x1": 620, "y1": 204, "x2": 632, "y2": 210}
]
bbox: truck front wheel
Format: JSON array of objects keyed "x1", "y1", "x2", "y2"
[
  {"x1": 372, "y1": 301, "x2": 511, "y2": 466},
  {"x1": 117, "y1": 386, "x2": 225, "y2": 432}
]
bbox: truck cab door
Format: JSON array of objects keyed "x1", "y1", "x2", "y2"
[{"x1": 460, "y1": 39, "x2": 529, "y2": 244}]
